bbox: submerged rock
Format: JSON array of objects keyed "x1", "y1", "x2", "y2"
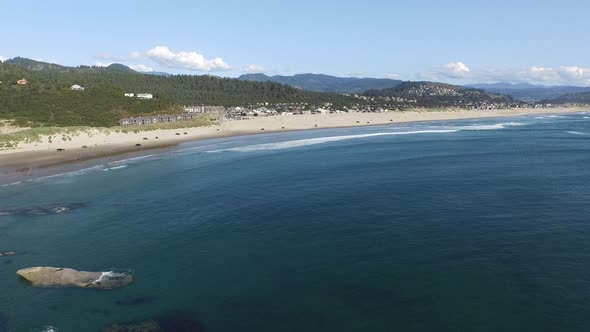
[
  {"x1": 16, "y1": 267, "x2": 132, "y2": 289},
  {"x1": 0, "y1": 203, "x2": 86, "y2": 217},
  {"x1": 103, "y1": 311, "x2": 206, "y2": 332},
  {"x1": 0, "y1": 312, "x2": 8, "y2": 332},
  {"x1": 103, "y1": 320, "x2": 160, "y2": 332},
  {"x1": 115, "y1": 295, "x2": 159, "y2": 306}
]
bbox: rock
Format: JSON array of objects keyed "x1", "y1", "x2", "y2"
[
  {"x1": 103, "y1": 320, "x2": 160, "y2": 332},
  {"x1": 0, "y1": 203, "x2": 86, "y2": 217},
  {"x1": 17, "y1": 267, "x2": 132, "y2": 289}
]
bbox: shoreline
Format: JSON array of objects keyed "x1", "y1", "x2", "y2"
[{"x1": 1, "y1": 107, "x2": 587, "y2": 185}]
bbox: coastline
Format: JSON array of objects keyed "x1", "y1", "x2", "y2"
[{"x1": 0, "y1": 107, "x2": 587, "y2": 185}]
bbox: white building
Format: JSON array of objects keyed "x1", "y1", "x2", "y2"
[
  {"x1": 137, "y1": 93, "x2": 153, "y2": 100},
  {"x1": 124, "y1": 93, "x2": 135, "y2": 97},
  {"x1": 316, "y1": 108, "x2": 330, "y2": 115},
  {"x1": 183, "y1": 106, "x2": 203, "y2": 113},
  {"x1": 70, "y1": 84, "x2": 85, "y2": 91}
]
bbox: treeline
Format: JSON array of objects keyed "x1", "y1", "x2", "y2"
[
  {"x1": 0, "y1": 84, "x2": 180, "y2": 127},
  {"x1": 0, "y1": 59, "x2": 357, "y2": 126}
]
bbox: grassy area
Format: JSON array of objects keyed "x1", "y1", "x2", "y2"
[
  {"x1": 0, "y1": 116, "x2": 216, "y2": 149},
  {"x1": 0, "y1": 127, "x2": 94, "y2": 149}
]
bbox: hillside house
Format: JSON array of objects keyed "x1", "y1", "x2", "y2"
[
  {"x1": 70, "y1": 84, "x2": 85, "y2": 91},
  {"x1": 17, "y1": 78, "x2": 29, "y2": 85},
  {"x1": 137, "y1": 93, "x2": 153, "y2": 99},
  {"x1": 124, "y1": 93, "x2": 135, "y2": 97}
]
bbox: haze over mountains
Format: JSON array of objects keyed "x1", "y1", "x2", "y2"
[
  {"x1": 467, "y1": 83, "x2": 590, "y2": 102},
  {"x1": 238, "y1": 72, "x2": 590, "y2": 103}
]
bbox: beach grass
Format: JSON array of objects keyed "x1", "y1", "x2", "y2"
[
  {"x1": 0, "y1": 116, "x2": 217, "y2": 149},
  {"x1": 0, "y1": 127, "x2": 92, "y2": 149}
]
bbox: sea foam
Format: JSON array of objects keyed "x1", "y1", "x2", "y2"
[
  {"x1": 207, "y1": 122, "x2": 528, "y2": 153},
  {"x1": 207, "y1": 130, "x2": 458, "y2": 153}
]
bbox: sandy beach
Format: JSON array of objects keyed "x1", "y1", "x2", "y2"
[{"x1": 0, "y1": 106, "x2": 587, "y2": 183}]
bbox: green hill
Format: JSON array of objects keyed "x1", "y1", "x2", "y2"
[{"x1": 0, "y1": 58, "x2": 356, "y2": 127}]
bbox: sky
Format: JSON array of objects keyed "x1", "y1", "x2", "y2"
[{"x1": 1, "y1": 0, "x2": 589, "y2": 85}]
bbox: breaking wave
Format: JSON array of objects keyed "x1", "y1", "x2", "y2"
[
  {"x1": 566, "y1": 131, "x2": 589, "y2": 135},
  {"x1": 207, "y1": 130, "x2": 458, "y2": 153},
  {"x1": 457, "y1": 122, "x2": 526, "y2": 131},
  {"x1": 103, "y1": 165, "x2": 128, "y2": 171},
  {"x1": 207, "y1": 122, "x2": 528, "y2": 153}
]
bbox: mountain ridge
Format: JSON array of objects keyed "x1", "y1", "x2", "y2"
[{"x1": 238, "y1": 73, "x2": 403, "y2": 94}]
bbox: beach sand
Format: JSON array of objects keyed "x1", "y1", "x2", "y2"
[{"x1": 0, "y1": 107, "x2": 587, "y2": 183}]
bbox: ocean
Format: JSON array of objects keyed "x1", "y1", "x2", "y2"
[{"x1": 1, "y1": 112, "x2": 590, "y2": 331}]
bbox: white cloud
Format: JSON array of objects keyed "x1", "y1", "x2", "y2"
[
  {"x1": 347, "y1": 72, "x2": 365, "y2": 78},
  {"x1": 242, "y1": 64, "x2": 265, "y2": 73},
  {"x1": 146, "y1": 46, "x2": 231, "y2": 72},
  {"x1": 417, "y1": 62, "x2": 590, "y2": 85},
  {"x1": 384, "y1": 73, "x2": 401, "y2": 79},
  {"x1": 95, "y1": 61, "x2": 113, "y2": 67},
  {"x1": 442, "y1": 62, "x2": 470, "y2": 78},
  {"x1": 129, "y1": 51, "x2": 143, "y2": 60},
  {"x1": 558, "y1": 66, "x2": 590, "y2": 81},
  {"x1": 129, "y1": 64, "x2": 154, "y2": 72},
  {"x1": 512, "y1": 66, "x2": 590, "y2": 84},
  {"x1": 0, "y1": 56, "x2": 5, "y2": 62}
]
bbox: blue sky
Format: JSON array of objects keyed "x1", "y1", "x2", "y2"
[{"x1": 1, "y1": 0, "x2": 589, "y2": 85}]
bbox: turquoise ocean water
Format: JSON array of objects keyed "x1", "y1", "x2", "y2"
[{"x1": 1, "y1": 112, "x2": 590, "y2": 331}]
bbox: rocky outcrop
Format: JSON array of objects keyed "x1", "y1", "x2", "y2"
[{"x1": 16, "y1": 267, "x2": 132, "y2": 289}]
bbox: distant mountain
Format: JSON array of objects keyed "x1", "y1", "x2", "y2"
[
  {"x1": 238, "y1": 73, "x2": 402, "y2": 94},
  {"x1": 364, "y1": 82, "x2": 518, "y2": 108},
  {"x1": 106, "y1": 63, "x2": 135, "y2": 72},
  {"x1": 466, "y1": 83, "x2": 590, "y2": 102},
  {"x1": 547, "y1": 91, "x2": 590, "y2": 104},
  {"x1": 5, "y1": 57, "x2": 67, "y2": 71}
]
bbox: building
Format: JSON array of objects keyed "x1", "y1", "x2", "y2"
[
  {"x1": 124, "y1": 93, "x2": 135, "y2": 97},
  {"x1": 183, "y1": 105, "x2": 226, "y2": 114},
  {"x1": 17, "y1": 78, "x2": 29, "y2": 85},
  {"x1": 137, "y1": 93, "x2": 153, "y2": 100},
  {"x1": 70, "y1": 84, "x2": 85, "y2": 91},
  {"x1": 119, "y1": 113, "x2": 203, "y2": 127}
]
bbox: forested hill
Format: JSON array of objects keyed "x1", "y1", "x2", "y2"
[
  {"x1": 363, "y1": 82, "x2": 518, "y2": 108},
  {"x1": 239, "y1": 73, "x2": 403, "y2": 94},
  {"x1": 546, "y1": 91, "x2": 590, "y2": 104},
  {"x1": 0, "y1": 58, "x2": 355, "y2": 127},
  {"x1": 2, "y1": 57, "x2": 354, "y2": 106}
]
